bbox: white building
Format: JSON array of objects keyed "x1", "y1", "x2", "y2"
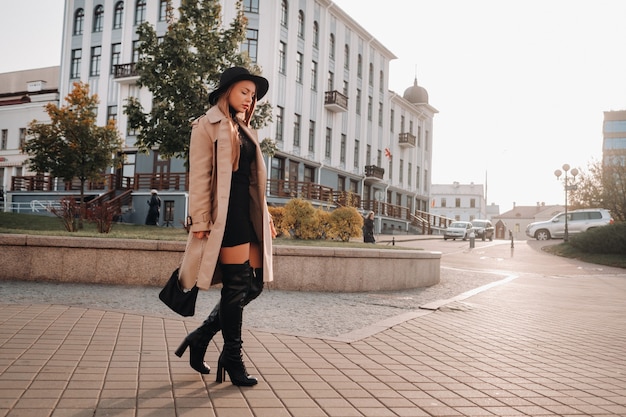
[
  {"x1": 0, "y1": 66, "x2": 60, "y2": 201},
  {"x1": 430, "y1": 182, "x2": 487, "y2": 222},
  {"x1": 48, "y1": 0, "x2": 438, "y2": 229}
]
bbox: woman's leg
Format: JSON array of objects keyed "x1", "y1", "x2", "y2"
[{"x1": 217, "y1": 243, "x2": 258, "y2": 386}]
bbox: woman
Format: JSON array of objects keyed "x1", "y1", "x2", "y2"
[
  {"x1": 363, "y1": 211, "x2": 375, "y2": 243},
  {"x1": 145, "y1": 189, "x2": 161, "y2": 225},
  {"x1": 175, "y1": 67, "x2": 275, "y2": 386}
]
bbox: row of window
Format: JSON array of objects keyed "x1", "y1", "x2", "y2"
[
  {"x1": 440, "y1": 198, "x2": 478, "y2": 208},
  {"x1": 0, "y1": 128, "x2": 27, "y2": 151},
  {"x1": 73, "y1": 0, "x2": 171, "y2": 35}
]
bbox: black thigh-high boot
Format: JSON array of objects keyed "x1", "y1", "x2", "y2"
[
  {"x1": 216, "y1": 261, "x2": 258, "y2": 386},
  {"x1": 174, "y1": 303, "x2": 220, "y2": 374},
  {"x1": 175, "y1": 267, "x2": 263, "y2": 375}
]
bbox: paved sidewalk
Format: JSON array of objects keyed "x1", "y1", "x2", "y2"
[{"x1": 1, "y1": 242, "x2": 626, "y2": 416}]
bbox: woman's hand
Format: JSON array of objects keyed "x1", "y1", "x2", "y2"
[{"x1": 193, "y1": 231, "x2": 210, "y2": 239}]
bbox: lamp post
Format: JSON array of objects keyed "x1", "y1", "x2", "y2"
[{"x1": 554, "y1": 164, "x2": 579, "y2": 242}]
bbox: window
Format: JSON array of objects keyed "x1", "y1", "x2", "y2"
[
  {"x1": 379, "y1": 70, "x2": 384, "y2": 92},
  {"x1": 325, "y1": 127, "x2": 332, "y2": 158},
  {"x1": 310, "y1": 60, "x2": 318, "y2": 91},
  {"x1": 1, "y1": 130, "x2": 7, "y2": 150},
  {"x1": 400, "y1": 115, "x2": 405, "y2": 132},
  {"x1": 304, "y1": 165, "x2": 315, "y2": 182},
  {"x1": 135, "y1": 0, "x2": 146, "y2": 25},
  {"x1": 107, "y1": 105, "x2": 118, "y2": 122},
  {"x1": 357, "y1": 54, "x2": 362, "y2": 78},
  {"x1": 90, "y1": 46, "x2": 102, "y2": 76},
  {"x1": 312, "y1": 21, "x2": 319, "y2": 48},
  {"x1": 355, "y1": 89, "x2": 361, "y2": 115},
  {"x1": 110, "y1": 43, "x2": 121, "y2": 74},
  {"x1": 293, "y1": 114, "x2": 301, "y2": 147},
  {"x1": 367, "y1": 96, "x2": 372, "y2": 121},
  {"x1": 275, "y1": 106, "x2": 284, "y2": 142},
  {"x1": 342, "y1": 80, "x2": 349, "y2": 96},
  {"x1": 296, "y1": 52, "x2": 303, "y2": 83},
  {"x1": 73, "y1": 8, "x2": 84, "y2": 35},
  {"x1": 408, "y1": 163, "x2": 412, "y2": 186},
  {"x1": 368, "y1": 63, "x2": 374, "y2": 86},
  {"x1": 19, "y1": 128, "x2": 26, "y2": 149},
  {"x1": 70, "y1": 49, "x2": 82, "y2": 78},
  {"x1": 399, "y1": 159, "x2": 404, "y2": 183},
  {"x1": 425, "y1": 169, "x2": 430, "y2": 192},
  {"x1": 271, "y1": 157, "x2": 285, "y2": 182},
  {"x1": 132, "y1": 40, "x2": 141, "y2": 63},
  {"x1": 308, "y1": 120, "x2": 315, "y2": 153},
  {"x1": 337, "y1": 176, "x2": 345, "y2": 191},
  {"x1": 418, "y1": 125, "x2": 422, "y2": 147},
  {"x1": 455, "y1": 198, "x2": 461, "y2": 208},
  {"x1": 93, "y1": 5, "x2": 104, "y2": 32},
  {"x1": 366, "y1": 144, "x2": 371, "y2": 164},
  {"x1": 329, "y1": 34, "x2": 335, "y2": 60},
  {"x1": 390, "y1": 109, "x2": 394, "y2": 132},
  {"x1": 327, "y1": 71, "x2": 334, "y2": 91},
  {"x1": 470, "y1": 198, "x2": 476, "y2": 208},
  {"x1": 278, "y1": 42, "x2": 287, "y2": 74},
  {"x1": 243, "y1": 0, "x2": 259, "y2": 13},
  {"x1": 344, "y1": 44, "x2": 350, "y2": 69},
  {"x1": 416, "y1": 166, "x2": 420, "y2": 189},
  {"x1": 378, "y1": 102, "x2": 383, "y2": 126},
  {"x1": 340, "y1": 134, "x2": 346, "y2": 163},
  {"x1": 425, "y1": 130, "x2": 430, "y2": 151},
  {"x1": 354, "y1": 140, "x2": 360, "y2": 168},
  {"x1": 280, "y1": 0, "x2": 288, "y2": 27},
  {"x1": 159, "y1": 0, "x2": 169, "y2": 21},
  {"x1": 243, "y1": 29, "x2": 258, "y2": 63},
  {"x1": 388, "y1": 159, "x2": 393, "y2": 180},
  {"x1": 441, "y1": 198, "x2": 446, "y2": 207},
  {"x1": 377, "y1": 150, "x2": 382, "y2": 167},
  {"x1": 113, "y1": 1, "x2": 124, "y2": 29},
  {"x1": 297, "y1": 10, "x2": 304, "y2": 38}
]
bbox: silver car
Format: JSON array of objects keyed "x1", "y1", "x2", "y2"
[
  {"x1": 525, "y1": 208, "x2": 614, "y2": 240},
  {"x1": 444, "y1": 221, "x2": 473, "y2": 241}
]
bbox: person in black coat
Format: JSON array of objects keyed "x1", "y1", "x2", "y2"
[
  {"x1": 145, "y1": 189, "x2": 161, "y2": 225},
  {"x1": 363, "y1": 211, "x2": 376, "y2": 243}
]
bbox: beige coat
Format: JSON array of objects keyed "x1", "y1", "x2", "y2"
[{"x1": 179, "y1": 106, "x2": 273, "y2": 290}]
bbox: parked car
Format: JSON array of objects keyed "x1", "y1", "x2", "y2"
[
  {"x1": 525, "y1": 208, "x2": 614, "y2": 240},
  {"x1": 444, "y1": 221, "x2": 473, "y2": 241},
  {"x1": 471, "y1": 219, "x2": 494, "y2": 241}
]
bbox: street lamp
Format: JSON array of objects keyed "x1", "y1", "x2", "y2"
[{"x1": 554, "y1": 164, "x2": 579, "y2": 242}]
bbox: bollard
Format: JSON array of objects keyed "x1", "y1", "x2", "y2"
[
  {"x1": 392, "y1": 237, "x2": 395, "y2": 246},
  {"x1": 509, "y1": 230, "x2": 514, "y2": 248},
  {"x1": 469, "y1": 231, "x2": 475, "y2": 249}
]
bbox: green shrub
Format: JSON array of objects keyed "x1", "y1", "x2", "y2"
[
  {"x1": 281, "y1": 198, "x2": 319, "y2": 239},
  {"x1": 569, "y1": 223, "x2": 626, "y2": 255},
  {"x1": 327, "y1": 206, "x2": 363, "y2": 242}
]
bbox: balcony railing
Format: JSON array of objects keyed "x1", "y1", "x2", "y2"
[
  {"x1": 324, "y1": 90, "x2": 348, "y2": 112},
  {"x1": 113, "y1": 63, "x2": 138, "y2": 79},
  {"x1": 364, "y1": 165, "x2": 385, "y2": 179},
  {"x1": 266, "y1": 179, "x2": 361, "y2": 208},
  {"x1": 398, "y1": 132, "x2": 416, "y2": 147}
]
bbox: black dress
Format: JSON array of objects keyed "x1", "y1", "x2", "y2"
[{"x1": 222, "y1": 126, "x2": 259, "y2": 248}]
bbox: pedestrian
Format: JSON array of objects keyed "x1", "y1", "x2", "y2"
[
  {"x1": 363, "y1": 211, "x2": 376, "y2": 243},
  {"x1": 175, "y1": 67, "x2": 275, "y2": 386},
  {"x1": 145, "y1": 189, "x2": 161, "y2": 225}
]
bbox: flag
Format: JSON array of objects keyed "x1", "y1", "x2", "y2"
[{"x1": 384, "y1": 147, "x2": 392, "y2": 160}]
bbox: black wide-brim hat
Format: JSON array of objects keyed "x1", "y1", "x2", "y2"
[{"x1": 208, "y1": 67, "x2": 269, "y2": 105}]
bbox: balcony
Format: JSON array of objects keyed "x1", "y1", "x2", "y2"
[
  {"x1": 113, "y1": 63, "x2": 139, "y2": 82},
  {"x1": 364, "y1": 165, "x2": 385, "y2": 180},
  {"x1": 398, "y1": 132, "x2": 416, "y2": 148},
  {"x1": 324, "y1": 90, "x2": 348, "y2": 112}
]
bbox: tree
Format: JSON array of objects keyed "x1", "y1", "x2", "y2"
[
  {"x1": 569, "y1": 158, "x2": 626, "y2": 222},
  {"x1": 25, "y1": 82, "x2": 123, "y2": 229},
  {"x1": 124, "y1": 0, "x2": 272, "y2": 159}
]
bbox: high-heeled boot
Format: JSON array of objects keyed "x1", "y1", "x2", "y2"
[
  {"x1": 216, "y1": 261, "x2": 258, "y2": 386},
  {"x1": 174, "y1": 304, "x2": 220, "y2": 374}
]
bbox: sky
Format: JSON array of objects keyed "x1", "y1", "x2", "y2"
[{"x1": 2, "y1": 0, "x2": 626, "y2": 213}]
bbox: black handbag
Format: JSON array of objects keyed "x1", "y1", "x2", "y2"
[{"x1": 158, "y1": 268, "x2": 199, "y2": 317}]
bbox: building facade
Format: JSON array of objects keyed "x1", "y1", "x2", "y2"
[
  {"x1": 0, "y1": 67, "x2": 60, "y2": 205},
  {"x1": 21, "y1": 0, "x2": 437, "y2": 230},
  {"x1": 429, "y1": 182, "x2": 487, "y2": 222},
  {"x1": 603, "y1": 110, "x2": 626, "y2": 165}
]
